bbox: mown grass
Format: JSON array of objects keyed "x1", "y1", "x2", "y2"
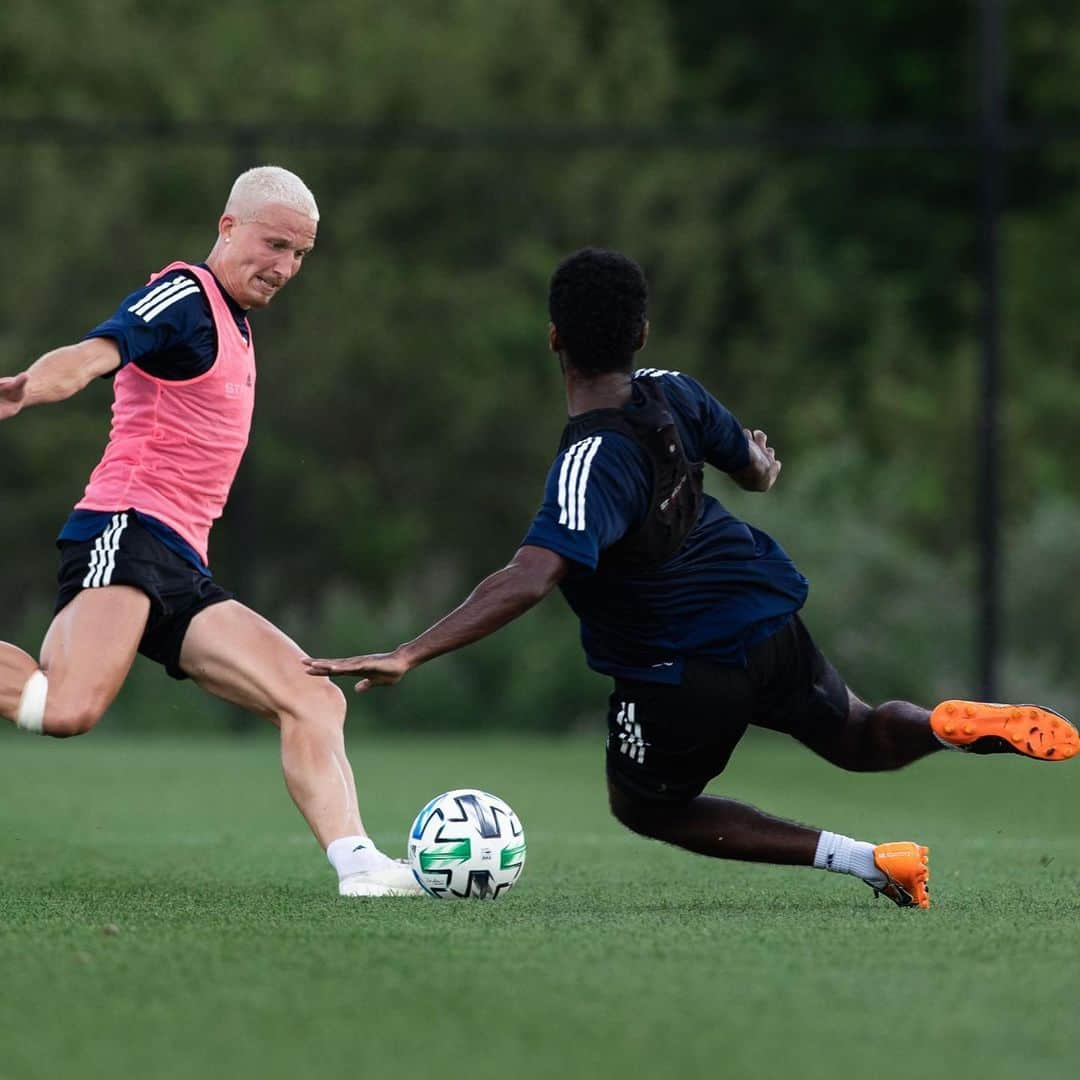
[{"x1": 1, "y1": 728, "x2": 1077, "y2": 1080}]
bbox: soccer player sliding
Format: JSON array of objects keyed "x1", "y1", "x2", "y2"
[{"x1": 305, "y1": 247, "x2": 1076, "y2": 909}]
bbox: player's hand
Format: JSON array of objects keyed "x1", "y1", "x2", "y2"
[
  {"x1": 0, "y1": 373, "x2": 29, "y2": 421},
  {"x1": 303, "y1": 650, "x2": 412, "y2": 693},
  {"x1": 744, "y1": 427, "x2": 782, "y2": 491}
]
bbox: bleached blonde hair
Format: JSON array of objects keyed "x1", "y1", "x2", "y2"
[{"x1": 224, "y1": 165, "x2": 319, "y2": 222}]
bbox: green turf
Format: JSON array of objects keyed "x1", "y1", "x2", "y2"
[{"x1": 1, "y1": 728, "x2": 1078, "y2": 1080}]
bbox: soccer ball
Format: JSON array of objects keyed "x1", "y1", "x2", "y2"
[{"x1": 408, "y1": 788, "x2": 526, "y2": 900}]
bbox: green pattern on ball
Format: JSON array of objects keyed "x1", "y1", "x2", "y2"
[
  {"x1": 419, "y1": 839, "x2": 472, "y2": 870},
  {"x1": 500, "y1": 841, "x2": 526, "y2": 869}
]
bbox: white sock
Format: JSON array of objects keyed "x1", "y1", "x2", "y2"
[
  {"x1": 327, "y1": 835, "x2": 385, "y2": 881},
  {"x1": 813, "y1": 830, "x2": 886, "y2": 888},
  {"x1": 16, "y1": 670, "x2": 48, "y2": 734}
]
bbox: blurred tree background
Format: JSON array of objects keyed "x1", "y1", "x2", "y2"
[{"x1": 1, "y1": 0, "x2": 1077, "y2": 731}]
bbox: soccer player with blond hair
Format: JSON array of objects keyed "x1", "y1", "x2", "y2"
[{"x1": 0, "y1": 166, "x2": 420, "y2": 897}]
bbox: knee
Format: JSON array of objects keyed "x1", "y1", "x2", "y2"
[
  {"x1": 608, "y1": 782, "x2": 664, "y2": 838},
  {"x1": 45, "y1": 700, "x2": 105, "y2": 738},
  {"x1": 842, "y1": 699, "x2": 907, "y2": 771},
  {"x1": 311, "y1": 677, "x2": 348, "y2": 722},
  {"x1": 279, "y1": 677, "x2": 348, "y2": 730}
]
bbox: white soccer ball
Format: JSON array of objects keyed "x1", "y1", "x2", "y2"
[{"x1": 408, "y1": 788, "x2": 526, "y2": 900}]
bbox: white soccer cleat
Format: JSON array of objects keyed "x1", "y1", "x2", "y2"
[{"x1": 338, "y1": 853, "x2": 424, "y2": 898}]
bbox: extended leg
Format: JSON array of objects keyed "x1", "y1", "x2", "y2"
[
  {"x1": 793, "y1": 689, "x2": 941, "y2": 772},
  {"x1": 798, "y1": 690, "x2": 1078, "y2": 769},
  {"x1": 179, "y1": 600, "x2": 362, "y2": 845},
  {"x1": 179, "y1": 600, "x2": 419, "y2": 895}
]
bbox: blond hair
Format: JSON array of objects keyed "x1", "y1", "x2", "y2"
[{"x1": 224, "y1": 166, "x2": 319, "y2": 222}]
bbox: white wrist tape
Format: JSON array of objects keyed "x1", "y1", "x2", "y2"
[{"x1": 16, "y1": 670, "x2": 48, "y2": 733}]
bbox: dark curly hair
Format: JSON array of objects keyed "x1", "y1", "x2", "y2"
[{"x1": 548, "y1": 248, "x2": 648, "y2": 375}]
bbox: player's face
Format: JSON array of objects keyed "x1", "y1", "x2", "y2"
[{"x1": 219, "y1": 204, "x2": 317, "y2": 309}]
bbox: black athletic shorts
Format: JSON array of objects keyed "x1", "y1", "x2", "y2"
[
  {"x1": 606, "y1": 615, "x2": 849, "y2": 805},
  {"x1": 54, "y1": 511, "x2": 233, "y2": 680}
]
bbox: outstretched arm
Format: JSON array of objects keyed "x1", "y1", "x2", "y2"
[
  {"x1": 303, "y1": 544, "x2": 570, "y2": 691},
  {"x1": 730, "y1": 428, "x2": 782, "y2": 492},
  {"x1": 0, "y1": 338, "x2": 122, "y2": 422}
]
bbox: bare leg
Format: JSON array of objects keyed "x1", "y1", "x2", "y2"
[
  {"x1": 179, "y1": 600, "x2": 365, "y2": 848},
  {"x1": 791, "y1": 689, "x2": 940, "y2": 772},
  {"x1": 609, "y1": 781, "x2": 819, "y2": 865},
  {"x1": 1, "y1": 586, "x2": 149, "y2": 735}
]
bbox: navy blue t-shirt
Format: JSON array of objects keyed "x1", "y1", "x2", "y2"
[
  {"x1": 81, "y1": 262, "x2": 248, "y2": 380},
  {"x1": 57, "y1": 265, "x2": 249, "y2": 571},
  {"x1": 522, "y1": 369, "x2": 809, "y2": 684}
]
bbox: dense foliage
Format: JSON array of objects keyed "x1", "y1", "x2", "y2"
[{"x1": 1, "y1": 1, "x2": 1077, "y2": 728}]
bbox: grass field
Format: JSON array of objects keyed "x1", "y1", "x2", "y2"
[{"x1": 1, "y1": 727, "x2": 1078, "y2": 1080}]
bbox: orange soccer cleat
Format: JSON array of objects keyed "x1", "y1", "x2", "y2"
[
  {"x1": 870, "y1": 842, "x2": 930, "y2": 909},
  {"x1": 931, "y1": 701, "x2": 1078, "y2": 762}
]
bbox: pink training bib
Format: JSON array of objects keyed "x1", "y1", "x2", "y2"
[{"x1": 77, "y1": 262, "x2": 255, "y2": 566}]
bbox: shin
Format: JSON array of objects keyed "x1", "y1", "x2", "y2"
[
  {"x1": 609, "y1": 783, "x2": 819, "y2": 865},
  {"x1": 279, "y1": 698, "x2": 365, "y2": 848}
]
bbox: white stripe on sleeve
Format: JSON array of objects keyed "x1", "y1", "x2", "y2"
[
  {"x1": 140, "y1": 284, "x2": 201, "y2": 323},
  {"x1": 128, "y1": 276, "x2": 188, "y2": 316},
  {"x1": 557, "y1": 441, "x2": 583, "y2": 525},
  {"x1": 572, "y1": 437, "x2": 603, "y2": 532},
  {"x1": 556, "y1": 436, "x2": 602, "y2": 532},
  {"x1": 563, "y1": 439, "x2": 590, "y2": 531}
]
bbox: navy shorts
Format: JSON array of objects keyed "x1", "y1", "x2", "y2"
[
  {"x1": 55, "y1": 512, "x2": 233, "y2": 680},
  {"x1": 606, "y1": 615, "x2": 849, "y2": 804}
]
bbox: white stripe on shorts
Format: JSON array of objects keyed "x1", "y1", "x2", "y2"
[
  {"x1": 82, "y1": 514, "x2": 115, "y2": 588},
  {"x1": 82, "y1": 512, "x2": 129, "y2": 589},
  {"x1": 99, "y1": 511, "x2": 129, "y2": 586},
  {"x1": 81, "y1": 521, "x2": 107, "y2": 588}
]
